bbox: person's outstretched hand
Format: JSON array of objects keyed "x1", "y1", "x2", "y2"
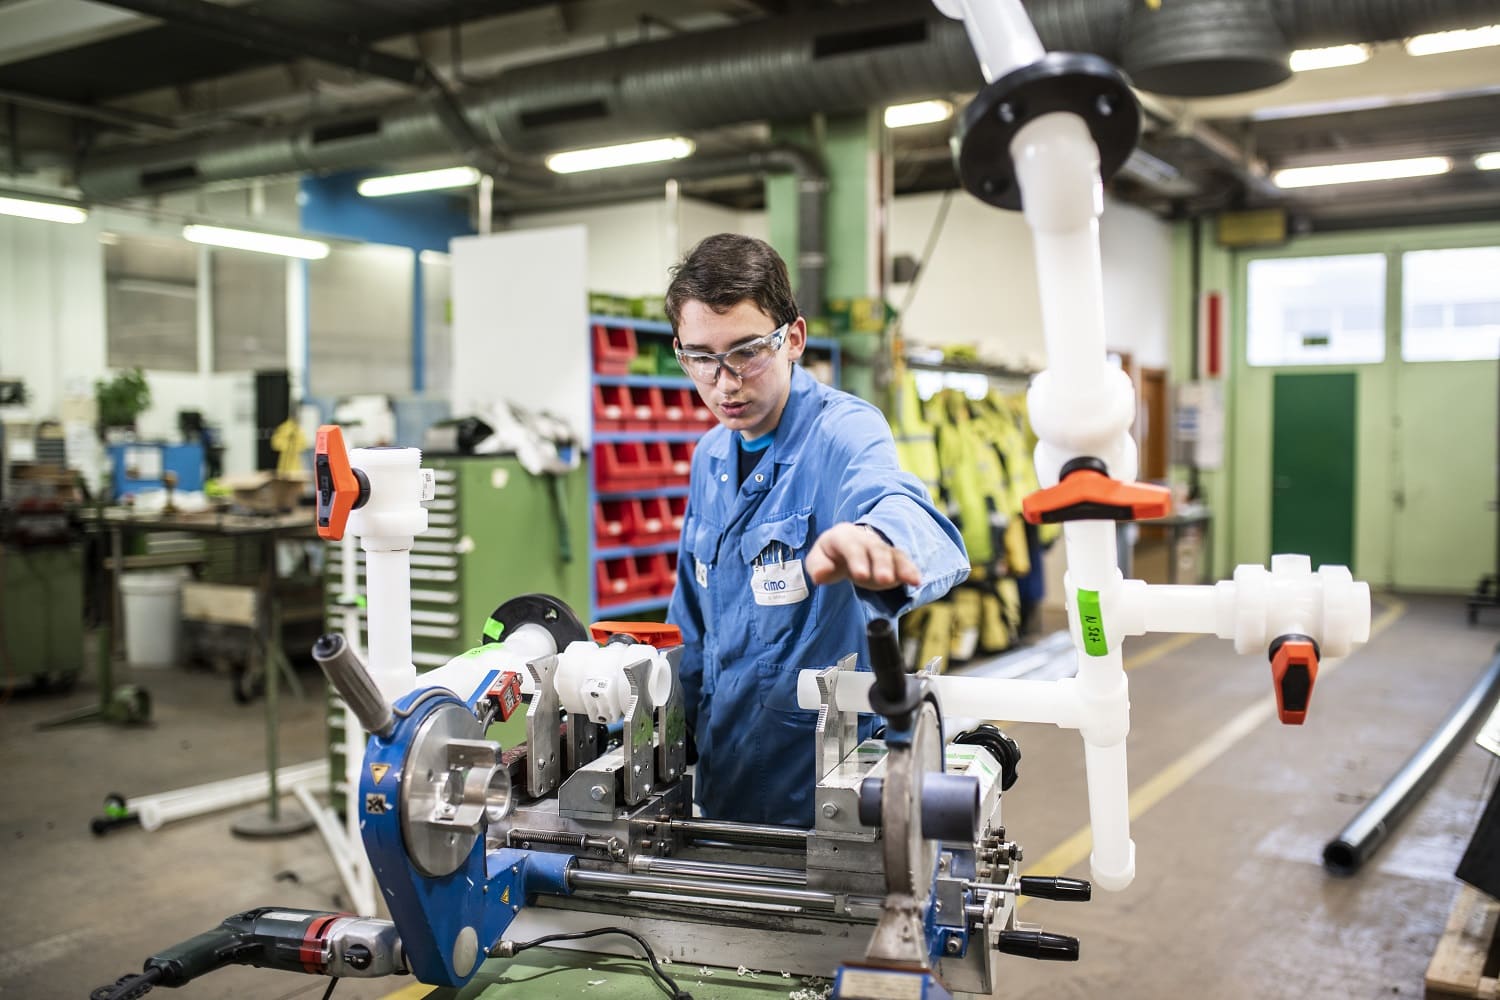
[{"x1": 805, "y1": 522, "x2": 921, "y2": 590}]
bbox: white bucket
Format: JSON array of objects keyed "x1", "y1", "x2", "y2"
[{"x1": 121, "y1": 571, "x2": 184, "y2": 669}]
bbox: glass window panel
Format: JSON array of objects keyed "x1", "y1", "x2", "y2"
[
  {"x1": 308, "y1": 243, "x2": 414, "y2": 397},
  {"x1": 1247, "y1": 254, "x2": 1386, "y2": 367},
  {"x1": 1402, "y1": 246, "x2": 1500, "y2": 362},
  {"x1": 105, "y1": 234, "x2": 199, "y2": 372},
  {"x1": 212, "y1": 248, "x2": 288, "y2": 372},
  {"x1": 421, "y1": 251, "x2": 452, "y2": 398}
]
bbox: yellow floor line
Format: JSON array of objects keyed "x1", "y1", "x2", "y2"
[
  {"x1": 1022, "y1": 597, "x2": 1408, "y2": 891},
  {"x1": 1124, "y1": 631, "x2": 1202, "y2": 672},
  {"x1": 380, "y1": 982, "x2": 436, "y2": 1000}
]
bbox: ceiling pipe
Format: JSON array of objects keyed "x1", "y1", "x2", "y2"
[{"x1": 72, "y1": 0, "x2": 1500, "y2": 201}]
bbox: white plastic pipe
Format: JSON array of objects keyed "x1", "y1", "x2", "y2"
[
  {"x1": 416, "y1": 622, "x2": 561, "y2": 703},
  {"x1": 131, "y1": 761, "x2": 329, "y2": 831},
  {"x1": 931, "y1": 0, "x2": 1045, "y2": 82},
  {"x1": 796, "y1": 670, "x2": 1082, "y2": 729},
  {"x1": 554, "y1": 640, "x2": 674, "y2": 723},
  {"x1": 347, "y1": 447, "x2": 429, "y2": 701},
  {"x1": 417, "y1": 628, "x2": 673, "y2": 726}
]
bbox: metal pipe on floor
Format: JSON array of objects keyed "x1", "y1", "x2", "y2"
[{"x1": 1323, "y1": 649, "x2": 1500, "y2": 876}]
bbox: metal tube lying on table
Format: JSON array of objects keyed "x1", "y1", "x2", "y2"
[
  {"x1": 1324, "y1": 651, "x2": 1500, "y2": 876},
  {"x1": 667, "y1": 818, "x2": 810, "y2": 848},
  {"x1": 630, "y1": 856, "x2": 809, "y2": 886},
  {"x1": 567, "y1": 869, "x2": 838, "y2": 910}
]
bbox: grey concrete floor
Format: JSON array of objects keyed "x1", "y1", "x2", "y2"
[{"x1": 2, "y1": 593, "x2": 1497, "y2": 1000}]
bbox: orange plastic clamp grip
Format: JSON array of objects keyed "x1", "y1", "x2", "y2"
[
  {"x1": 589, "y1": 621, "x2": 683, "y2": 648},
  {"x1": 1022, "y1": 469, "x2": 1172, "y2": 525},
  {"x1": 1270, "y1": 638, "x2": 1319, "y2": 725},
  {"x1": 314, "y1": 425, "x2": 359, "y2": 541}
]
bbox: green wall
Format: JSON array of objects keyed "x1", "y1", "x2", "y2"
[
  {"x1": 767, "y1": 112, "x2": 880, "y2": 304},
  {"x1": 1184, "y1": 220, "x2": 1500, "y2": 590}
]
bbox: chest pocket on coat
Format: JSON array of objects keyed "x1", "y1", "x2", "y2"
[{"x1": 739, "y1": 510, "x2": 814, "y2": 648}]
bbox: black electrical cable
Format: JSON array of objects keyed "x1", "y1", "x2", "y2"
[
  {"x1": 90, "y1": 968, "x2": 163, "y2": 1000},
  {"x1": 505, "y1": 927, "x2": 692, "y2": 1000},
  {"x1": 320, "y1": 978, "x2": 339, "y2": 1000}
]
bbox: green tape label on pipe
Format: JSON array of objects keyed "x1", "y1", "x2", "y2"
[
  {"x1": 1078, "y1": 589, "x2": 1108, "y2": 657},
  {"x1": 482, "y1": 616, "x2": 505, "y2": 642}
]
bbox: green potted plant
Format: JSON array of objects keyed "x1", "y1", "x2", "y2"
[{"x1": 95, "y1": 367, "x2": 152, "y2": 440}]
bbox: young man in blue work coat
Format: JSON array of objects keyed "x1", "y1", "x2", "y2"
[{"x1": 665, "y1": 233, "x2": 969, "y2": 828}]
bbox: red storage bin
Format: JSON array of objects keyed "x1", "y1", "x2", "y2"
[
  {"x1": 594, "y1": 499, "x2": 639, "y2": 546},
  {"x1": 687, "y1": 392, "x2": 715, "y2": 429},
  {"x1": 593, "y1": 384, "x2": 627, "y2": 431},
  {"x1": 624, "y1": 386, "x2": 662, "y2": 432},
  {"x1": 655, "y1": 387, "x2": 692, "y2": 431},
  {"x1": 666, "y1": 440, "x2": 695, "y2": 484},
  {"x1": 657, "y1": 552, "x2": 679, "y2": 596},
  {"x1": 636, "y1": 496, "x2": 673, "y2": 543},
  {"x1": 593, "y1": 324, "x2": 636, "y2": 375},
  {"x1": 595, "y1": 441, "x2": 654, "y2": 492},
  {"x1": 642, "y1": 440, "x2": 674, "y2": 485},
  {"x1": 648, "y1": 553, "x2": 676, "y2": 596},
  {"x1": 667, "y1": 495, "x2": 688, "y2": 534},
  {"x1": 597, "y1": 556, "x2": 652, "y2": 603}
]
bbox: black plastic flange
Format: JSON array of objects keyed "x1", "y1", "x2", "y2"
[
  {"x1": 954, "y1": 723, "x2": 1022, "y2": 792},
  {"x1": 953, "y1": 51, "x2": 1141, "y2": 211},
  {"x1": 483, "y1": 593, "x2": 588, "y2": 649}
]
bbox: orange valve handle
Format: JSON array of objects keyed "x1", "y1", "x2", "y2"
[
  {"x1": 1269, "y1": 635, "x2": 1320, "y2": 725},
  {"x1": 314, "y1": 425, "x2": 370, "y2": 541},
  {"x1": 589, "y1": 621, "x2": 683, "y2": 647},
  {"x1": 1022, "y1": 457, "x2": 1172, "y2": 525}
]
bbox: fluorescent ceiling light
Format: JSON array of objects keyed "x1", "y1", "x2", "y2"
[
  {"x1": 1405, "y1": 23, "x2": 1500, "y2": 56},
  {"x1": 1289, "y1": 44, "x2": 1371, "y2": 72},
  {"x1": 0, "y1": 195, "x2": 88, "y2": 224},
  {"x1": 884, "y1": 99, "x2": 953, "y2": 128},
  {"x1": 357, "y1": 165, "x2": 481, "y2": 197},
  {"x1": 1477, "y1": 152, "x2": 1500, "y2": 171},
  {"x1": 545, "y1": 137, "x2": 695, "y2": 174},
  {"x1": 1272, "y1": 156, "x2": 1451, "y2": 189},
  {"x1": 182, "y1": 224, "x2": 330, "y2": 259}
]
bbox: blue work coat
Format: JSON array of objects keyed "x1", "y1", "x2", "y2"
[{"x1": 667, "y1": 366, "x2": 969, "y2": 828}]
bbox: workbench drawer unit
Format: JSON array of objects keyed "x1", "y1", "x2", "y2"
[
  {"x1": 322, "y1": 454, "x2": 590, "y2": 806},
  {"x1": 586, "y1": 314, "x2": 842, "y2": 622}
]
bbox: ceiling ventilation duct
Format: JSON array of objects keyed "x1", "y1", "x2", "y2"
[{"x1": 1121, "y1": 0, "x2": 1290, "y2": 97}]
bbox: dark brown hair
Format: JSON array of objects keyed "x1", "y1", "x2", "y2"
[{"x1": 665, "y1": 233, "x2": 799, "y2": 334}]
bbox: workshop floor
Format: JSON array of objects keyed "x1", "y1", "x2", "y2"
[{"x1": 2, "y1": 593, "x2": 1496, "y2": 1000}]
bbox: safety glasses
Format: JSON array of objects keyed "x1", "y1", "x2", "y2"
[{"x1": 674, "y1": 324, "x2": 789, "y2": 384}]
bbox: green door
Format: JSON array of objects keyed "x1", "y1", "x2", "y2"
[{"x1": 1272, "y1": 372, "x2": 1357, "y2": 570}]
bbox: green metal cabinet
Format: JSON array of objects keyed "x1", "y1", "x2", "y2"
[{"x1": 0, "y1": 543, "x2": 85, "y2": 687}]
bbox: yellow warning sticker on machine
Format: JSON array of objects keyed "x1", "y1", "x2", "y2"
[
  {"x1": 501, "y1": 886, "x2": 511, "y2": 904},
  {"x1": 370, "y1": 762, "x2": 391, "y2": 784}
]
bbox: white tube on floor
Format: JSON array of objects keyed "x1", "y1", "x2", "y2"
[{"x1": 132, "y1": 761, "x2": 329, "y2": 831}]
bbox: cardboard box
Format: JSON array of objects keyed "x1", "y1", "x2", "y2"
[{"x1": 219, "y1": 471, "x2": 308, "y2": 513}]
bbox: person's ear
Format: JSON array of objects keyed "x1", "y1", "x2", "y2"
[{"x1": 786, "y1": 317, "x2": 808, "y2": 363}]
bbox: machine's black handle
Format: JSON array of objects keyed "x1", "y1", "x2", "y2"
[
  {"x1": 866, "y1": 618, "x2": 923, "y2": 730},
  {"x1": 867, "y1": 618, "x2": 907, "y2": 705},
  {"x1": 142, "y1": 925, "x2": 248, "y2": 986},
  {"x1": 995, "y1": 929, "x2": 1080, "y2": 961},
  {"x1": 1018, "y1": 876, "x2": 1092, "y2": 902}
]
